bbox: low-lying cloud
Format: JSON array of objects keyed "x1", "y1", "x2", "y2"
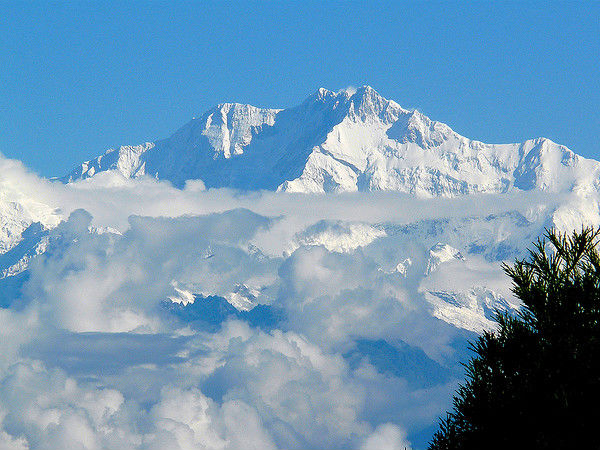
[{"x1": 1, "y1": 153, "x2": 599, "y2": 449}]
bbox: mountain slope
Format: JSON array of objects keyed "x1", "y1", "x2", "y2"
[{"x1": 64, "y1": 86, "x2": 600, "y2": 196}]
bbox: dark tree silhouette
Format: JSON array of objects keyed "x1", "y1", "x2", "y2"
[{"x1": 428, "y1": 228, "x2": 600, "y2": 450}]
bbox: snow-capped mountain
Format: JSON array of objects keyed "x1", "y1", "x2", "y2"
[
  {"x1": 64, "y1": 86, "x2": 600, "y2": 196},
  {"x1": 2, "y1": 86, "x2": 599, "y2": 336}
]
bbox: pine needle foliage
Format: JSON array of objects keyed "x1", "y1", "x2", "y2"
[{"x1": 428, "y1": 228, "x2": 600, "y2": 449}]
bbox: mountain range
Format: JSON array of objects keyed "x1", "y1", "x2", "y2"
[
  {"x1": 63, "y1": 86, "x2": 600, "y2": 196},
  {"x1": 3, "y1": 86, "x2": 600, "y2": 448},
  {"x1": 2, "y1": 86, "x2": 600, "y2": 333}
]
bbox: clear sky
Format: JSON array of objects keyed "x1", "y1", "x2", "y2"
[{"x1": 1, "y1": 1, "x2": 599, "y2": 177}]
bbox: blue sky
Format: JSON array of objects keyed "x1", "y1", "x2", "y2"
[{"x1": 1, "y1": 1, "x2": 599, "y2": 177}]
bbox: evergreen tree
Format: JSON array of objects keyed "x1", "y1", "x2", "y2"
[{"x1": 428, "y1": 228, "x2": 600, "y2": 449}]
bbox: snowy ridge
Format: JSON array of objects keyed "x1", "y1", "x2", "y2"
[
  {"x1": 425, "y1": 243, "x2": 464, "y2": 275},
  {"x1": 425, "y1": 287, "x2": 515, "y2": 333},
  {"x1": 64, "y1": 86, "x2": 600, "y2": 197},
  {"x1": 288, "y1": 220, "x2": 387, "y2": 254}
]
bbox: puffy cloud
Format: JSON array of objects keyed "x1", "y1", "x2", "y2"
[
  {"x1": 0, "y1": 431, "x2": 28, "y2": 450},
  {"x1": 0, "y1": 200, "x2": 484, "y2": 449},
  {"x1": 278, "y1": 246, "x2": 467, "y2": 365},
  {"x1": 0, "y1": 355, "x2": 280, "y2": 450},
  {"x1": 0, "y1": 322, "x2": 432, "y2": 450},
  {"x1": 146, "y1": 386, "x2": 276, "y2": 450},
  {"x1": 2, "y1": 152, "x2": 598, "y2": 449},
  {"x1": 20, "y1": 208, "x2": 276, "y2": 332},
  {"x1": 196, "y1": 321, "x2": 369, "y2": 449},
  {"x1": 360, "y1": 424, "x2": 412, "y2": 450},
  {"x1": 0, "y1": 361, "x2": 135, "y2": 450}
]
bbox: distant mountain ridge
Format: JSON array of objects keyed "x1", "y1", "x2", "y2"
[{"x1": 63, "y1": 86, "x2": 600, "y2": 196}]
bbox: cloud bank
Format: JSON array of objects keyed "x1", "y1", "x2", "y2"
[{"x1": 1, "y1": 154, "x2": 599, "y2": 449}]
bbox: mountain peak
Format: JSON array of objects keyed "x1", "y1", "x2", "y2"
[
  {"x1": 310, "y1": 85, "x2": 383, "y2": 98},
  {"x1": 351, "y1": 85, "x2": 400, "y2": 107},
  {"x1": 353, "y1": 84, "x2": 379, "y2": 96},
  {"x1": 306, "y1": 87, "x2": 335, "y2": 102},
  {"x1": 342, "y1": 85, "x2": 405, "y2": 123}
]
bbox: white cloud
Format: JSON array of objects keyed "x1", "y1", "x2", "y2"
[
  {"x1": 1, "y1": 152, "x2": 598, "y2": 449},
  {"x1": 146, "y1": 386, "x2": 276, "y2": 450},
  {"x1": 0, "y1": 361, "x2": 135, "y2": 450},
  {"x1": 360, "y1": 424, "x2": 412, "y2": 450}
]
